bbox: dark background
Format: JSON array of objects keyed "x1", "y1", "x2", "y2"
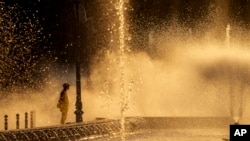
[
  {"x1": 5, "y1": 0, "x2": 250, "y2": 60},
  {"x1": 1, "y1": 0, "x2": 250, "y2": 92},
  {"x1": 4, "y1": 0, "x2": 250, "y2": 62}
]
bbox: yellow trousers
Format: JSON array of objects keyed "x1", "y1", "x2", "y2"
[
  {"x1": 57, "y1": 98, "x2": 69, "y2": 124},
  {"x1": 60, "y1": 110, "x2": 68, "y2": 124}
]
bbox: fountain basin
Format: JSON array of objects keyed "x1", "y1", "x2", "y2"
[{"x1": 0, "y1": 117, "x2": 234, "y2": 141}]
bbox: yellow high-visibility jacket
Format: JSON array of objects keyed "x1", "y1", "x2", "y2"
[{"x1": 57, "y1": 90, "x2": 69, "y2": 112}]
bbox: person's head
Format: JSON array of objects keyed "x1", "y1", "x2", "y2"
[{"x1": 63, "y1": 83, "x2": 70, "y2": 90}]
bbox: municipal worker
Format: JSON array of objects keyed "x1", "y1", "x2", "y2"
[{"x1": 57, "y1": 83, "x2": 70, "y2": 124}]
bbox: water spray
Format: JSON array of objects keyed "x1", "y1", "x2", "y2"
[
  {"x1": 226, "y1": 24, "x2": 230, "y2": 49},
  {"x1": 118, "y1": 0, "x2": 126, "y2": 140}
]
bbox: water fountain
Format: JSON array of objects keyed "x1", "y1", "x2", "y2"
[{"x1": 1, "y1": 0, "x2": 250, "y2": 141}]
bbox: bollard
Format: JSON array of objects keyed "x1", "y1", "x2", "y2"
[
  {"x1": 30, "y1": 111, "x2": 36, "y2": 128},
  {"x1": 4, "y1": 115, "x2": 8, "y2": 130},
  {"x1": 30, "y1": 111, "x2": 33, "y2": 128},
  {"x1": 33, "y1": 110, "x2": 36, "y2": 127},
  {"x1": 16, "y1": 114, "x2": 19, "y2": 129},
  {"x1": 25, "y1": 112, "x2": 28, "y2": 129}
]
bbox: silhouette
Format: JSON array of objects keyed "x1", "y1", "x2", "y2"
[{"x1": 57, "y1": 83, "x2": 70, "y2": 124}]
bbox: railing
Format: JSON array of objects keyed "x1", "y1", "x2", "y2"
[
  {"x1": 0, "y1": 117, "x2": 233, "y2": 141},
  {"x1": 0, "y1": 117, "x2": 145, "y2": 141}
]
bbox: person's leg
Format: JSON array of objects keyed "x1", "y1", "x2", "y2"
[{"x1": 61, "y1": 110, "x2": 68, "y2": 124}]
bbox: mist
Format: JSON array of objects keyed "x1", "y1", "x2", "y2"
[
  {"x1": 85, "y1": 22, "x2": 250, "y2": 123},
  {"x1": 2, "y1": 22, "x2": 250, "y2": 130}
]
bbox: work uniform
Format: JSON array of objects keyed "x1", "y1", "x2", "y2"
[{"x1": 57, "y1": 89, "x2": 69, "y2": 124}]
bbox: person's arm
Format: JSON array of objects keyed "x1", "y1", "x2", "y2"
[{"x1": 60, "y1": 91, "x2": 65, "y2": 100}]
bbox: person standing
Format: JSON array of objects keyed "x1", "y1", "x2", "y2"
[{"x1": 57, "y1": 83, "x2": 70, "y2": 124}]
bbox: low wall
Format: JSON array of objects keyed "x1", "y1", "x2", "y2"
[
  {"x1": 0, "y1": 117, "x2": 233, "y2": 141},
  {"x1": 0, "y1": 118, "x2": 142, "y2": 141}
]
